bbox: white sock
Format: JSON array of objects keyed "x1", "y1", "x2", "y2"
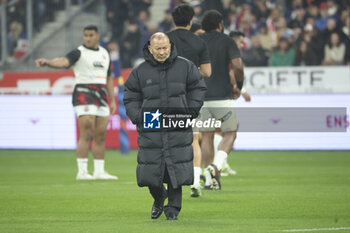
[
  {"x1": 223, "y1": 157, "x2": 229, "y2": 168},
  {"x1": 204, "y1": 168, "x2": 212, "y2": 186},
  {"x1": 214, "y1": 133, "x2": 223, "y2": 155},
  {"x1": 213, "y1": 150, "x2": 228, "y2": 171},
  {"x1": 77, "y1": 158, "x2": 88, "y2": 174},
  {"x1": 193, "y1": 167, "x2": 201, "y2": 186},
  {"x1": 94, "y1": 159, "x2": 105, "y2": 175}
]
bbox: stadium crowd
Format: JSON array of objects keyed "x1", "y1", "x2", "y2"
[
  {"x1": 1, "y1": 0, "x2": 88, "y2": 62},
  {"x1": 1, "y1": 0, "x2": 86, "y2": 61},
  {"x1": 2, "y1": 0, "x2": 350, "y2": 67},
  {"x1": 105, "y1": 0, "x2": 350, "y2": 68}
]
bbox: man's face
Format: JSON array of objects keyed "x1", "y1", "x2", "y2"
[
  {"x1": 280, "y1": 40, "x2": 288, "y2": 50},
  {"x1": 234, "y1": 36, "x2": 245, "y2": 50},
  {"x1": 83, "y1": 30, "x2": 99, "y2": 48},
  {"x1": 148, "y1": 38, "x2": 171, "y2": 63}
]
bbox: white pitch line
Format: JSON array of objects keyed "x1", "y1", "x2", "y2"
[{"x1": 282, "y1": 227, "x2": 350, "y2": 232}]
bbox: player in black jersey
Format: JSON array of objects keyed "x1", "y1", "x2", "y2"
[
  {"x1": 167, "y1": 4, "x2": 211, "y2": 197},
  {"x1": 199, "y1": 11, "x2": 245, "y2": 190}
]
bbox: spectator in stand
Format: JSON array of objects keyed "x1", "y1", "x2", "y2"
[
  {"x1": 120, "y1": 19, "x2": 141, "y2": 68},
  {"x1": 266, "y1": 7, "x2": 281, "y2": 32},
  {"x1": 306, "y1": 4, "x2": 319, "y2": 19},
  {"x1": 316, "y1": 2, "x2": 333, "y2": 32},
  {"x1": 269, "y1": 37, "x2": 296, "y2": 66},
  {"x1": 7, "y1": 1, "x2": 26, "y2": 27},
  {"x1": 346, "y1": 48, "x2": 350, "y2": 66},
  {"x1": 322, "y1": 32, "x2": 345, "y2": 65},
  {"x1": 305, "y1": 16, "x2": 317, "y2": 29},
  {"x1": 257, "y1": 22, "x2": 276, "y2": 51},
  {"x1": 226, "y1": 12, "x2": 238, "y2": 32},
  {"x1": 190, "y1": 1, "x2": 203, "y2": 23},
  {"x1": 327, "y1": 0, "x2": 339, "y2": 18},
  {"x1": 107, "y1": 41, "x2": 122, "y2": 77},
  {"x1": 291, "y1": 26, "x2": 302, "y2": 44},
  {"x1": 105, "y1": 0, "x2": 129, "y2": 41},
  {"x1": 342, "y1": 14, "x2": 350, "y2": 41},
  {"x1": 342, "y1": 17, "x2": 350, "y2": 65},
  {"x1": 227, "y1": 1, "x2": 238, "y2": 13},
  {"x1": 285, "y1": 0, "x2": 307, "y2": 13},
  {"x1": 321, "y1": 18, "x2": 343, "y2": 46},
  {"x1": 239, "y1": 18, "x2": 257, "y2": 39},
  {"x1": 242, "y1": 35, "x2": 269, "y2": 67},
  {"x1": 265, "y1": 0, "x2": 279, "y2": 10},
  {"x1": 339, "y1": 9, "x2": 350, "y2": 28},
  {"x1": 294, "y1": 40, "x2": 318, "y2": 66},
  {"x1": 137, "y1": 10, "x2": 151, "y2": 57},
  {"x1": 253, "y1": 0, "x2": 270, "y2": 20},
  {"x1": 130, "y1": 0, "x2": 152, "y2": 18},
  {"x1": 158, "y1": 9, "x2": 174, "y2": 33},
  {"x1": 276, "y1": 16, "x2": 294, "y2": 41},
  {"x1": 302, "y1": 23, "x2": 324, "y2": 65},
  {"x1": 7, "y1": 21, "x2": 23, "y2": 58},
  {"x1": 236, "y1": 3, "x2": 255, "y2": 32},
  {"x1": 288, "y1": 5, "x2": 306, "y2": 30}
]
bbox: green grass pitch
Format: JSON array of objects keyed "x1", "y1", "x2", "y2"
[{"x1": 0, "y1": 150, "x2": 349, "y2": 233}]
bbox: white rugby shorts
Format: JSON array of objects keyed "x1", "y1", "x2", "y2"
[{"x1": 198, "y1": 99, "x2": 238, "y2": 132}]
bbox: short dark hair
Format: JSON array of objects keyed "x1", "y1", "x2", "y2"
[
  {"x1": 84, "y1": 25, "x2": 98, "y2": 32},
  {"x1": 172, "y1": 4, "x2": 194, "y2": 27},
  {"x1": 229, "y1": 31, "x2": 245, "y2": 39},
  {"x1": 201, "y1": 10, "x2": 223, "y2": 32}
]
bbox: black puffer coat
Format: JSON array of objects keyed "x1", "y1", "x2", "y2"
[{"x1": 123, "y1": 42, "x2": 207, "y2": 189}]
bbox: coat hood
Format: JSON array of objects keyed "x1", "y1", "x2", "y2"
[{"x1": 143, "y1": 41, "x2": 178, "y2": 67}]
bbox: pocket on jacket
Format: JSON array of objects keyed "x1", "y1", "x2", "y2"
[
  {"x1": 180, "y1": 94, "x2": 189, "y2": 111},
  {"x1": 136, "y1": 99, "x2": 148, "y2": 127}
]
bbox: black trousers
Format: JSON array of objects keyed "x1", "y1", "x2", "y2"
[{"x1": 148, "y1": 166, "x2": 182, "y2": 216}]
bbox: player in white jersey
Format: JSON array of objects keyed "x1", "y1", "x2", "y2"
[{"x1": 35, "y1": 25, "x2": 118, "y2": 180}]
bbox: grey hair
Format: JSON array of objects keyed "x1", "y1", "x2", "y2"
[{"x1": 150, "y1": 32, "x2": 170, "y2": 44}]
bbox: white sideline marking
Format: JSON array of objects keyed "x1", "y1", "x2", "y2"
[{"x1": 282, "y1": 227, "x2": 350, "y2": 232}]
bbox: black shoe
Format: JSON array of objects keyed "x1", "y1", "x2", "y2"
[
  {"x1": 166, "y1": 212, "x2": 178, "y2": 220},
  {"x1": 151, "y1": 205, "x2": 163, "y2": 219},
  {"x1": 151, "y1": 189, "x2": 167, "y2": 219}
]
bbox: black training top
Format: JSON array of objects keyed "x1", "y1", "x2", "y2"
[
  {"x1": 200, "y1": 31, "x2": 241, "y2": 100},
  {"x1": 167, "y1": 29, "x2": 210, "y2": 67}
]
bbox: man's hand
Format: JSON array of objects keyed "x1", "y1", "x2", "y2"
[
  {"x1": 233, "y1": 86, "x2": 241, "y2": 100},
  {"x1": 242, "y1": 92, "x2": 251, "y2": 102},
  {"x1": 35, "y1": 57, "x2": 69, "y2": 69},
  {"x1": 109, "y1": 100, "x2": 117, "y2": 115},
  {"x1": 35, "y1": 58, "x2": 48, "y2": 68}
]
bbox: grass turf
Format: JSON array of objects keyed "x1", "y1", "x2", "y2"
[{"x1": 0, "y1": 150, "x2": 349, "y2": 233}]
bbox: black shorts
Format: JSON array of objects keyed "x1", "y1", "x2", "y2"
[
  {"x1": 72, "y1": 84, "x2": 108, "y2": 107},
  {"x1": 72, "y1": 84, "x2": 110, "y2": 117}
]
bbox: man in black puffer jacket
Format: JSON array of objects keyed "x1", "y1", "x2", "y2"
[{"x1": 123, "y1": 32, "x2": 207, "y2": 220}]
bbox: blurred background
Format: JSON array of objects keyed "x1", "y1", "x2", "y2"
[{"x1": 0, "y1": 0, "x2": 349, "y2": 151}]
